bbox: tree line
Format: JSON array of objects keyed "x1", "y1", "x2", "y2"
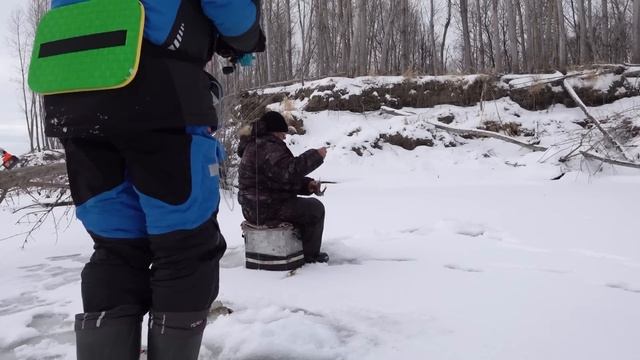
[
  {"x1": 9, "y1": 0, "x2": 640, "y2": 151},
  {"x1": 216, "y1": 0, "x2": 640, "y2": 91}
]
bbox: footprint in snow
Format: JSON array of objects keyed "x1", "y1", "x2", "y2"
[
  {"x1": 455, "y1": 227, "x2": 485, "y2": 238},
  {"x1": 0, "y1": 312, "x2": 74, "y2": 360},
  {"x1": 0, "y1": 292, "x2": 54, "y2": 317},
  {"x1": 28, "y1": 313, "x2": 71, "y2": 334},
  {"x1": 18, "y1": 264, "x2": 82, "y2": 292},
  {"x1": 444, "y1": 264, "x2": 483, "y2": 273},
  {"x1": 45, "y1": 253, "x2": 83, "y2": 262},
  {"x1": 0, "y1": 261, "x2": 81, "y2": 317},
  {"x1": 605, "y1": 282, "x2": 640, "y2": 294},
  {"x1": 400, "y1": 227, "x2": 423, "y2": 234}
]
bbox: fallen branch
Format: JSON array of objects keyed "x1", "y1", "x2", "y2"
[
  {"x1": 425, "y1": 118, "x2": 548, "y2": 152},
  {"x1": 380, "y1": 106, "x2": 416, "y2": 117},
  {"x1": 0, "y1": 163, "x2": 68, "y2": 204},
  {"x1": 227, "y1": 72, "x2": 349, "y2": 98},
  {"x1": 13, "y1": 200, "x2": 74, "y2": 212},
  {"x1": 24, "y1": 181, "x2": 70, "y2": 190},
  {"x1": 505, "y1": 65, "x2": 636, "y2": 91},
  {"x1": 581, "y1": 151, "x2": 640, "y2": 170},
  {"x1": 424, "y1": 115, "x2": 640, "y2": 171},
  {"x1": 622, "y1": 69, "x2": 640, "y2": 78},
  {"x1": 562, "y1": 79, "x2": 633, "y2": 161},
  {"x1": 504, "y1": 69, "x2": 606, "y2": 90}
]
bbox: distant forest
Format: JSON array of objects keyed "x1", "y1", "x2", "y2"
[{"x1": 8, "y1": 0, "x2": 640, "y2": 150}]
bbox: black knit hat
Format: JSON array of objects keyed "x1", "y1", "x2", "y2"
[{"x1": 260, "y1": 111, "x2": 288, "y2": 133}]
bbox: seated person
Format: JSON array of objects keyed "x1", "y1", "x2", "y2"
[{"x1": 237, "y1": 111, "x2": 329, "y2": 263}]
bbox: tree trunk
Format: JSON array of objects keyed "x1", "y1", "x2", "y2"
[
  {"x1": 297, "y1": 0, "x2": 307, "y2": 83},
  {"x1": 476, "y1": 0, "x2": 486, "y2": 71},
  {"x1": 380, "y1": 2, "x2": 398, "y2": 74},
  {"x1": 441, "y1": 0, "x2": 453, "y2": 72},
  {"x1": 460, "y1": 0, "x2": 473, "y2": 72},
  {"x1": 633, "y1": 0, "x2": 640, "y2": 63},
  {"x1": 524, "y1": 0, "x2": 535, "y2": 72},
  {"x1": 557, "y1": 0, "x2": 568, "y2": 70},
  {"x1": 516, "y1": 0, "x2": 528, "y2": 71},
  {"x1": 587, "y1": 0, "x2": 598, "y2": 62},
  {"x1": 505, "y1": 0, "x2": 518, "y2": 72},
  {"x1": 577, "y1": 0, "x2": 589, "y2": 64},
  {"x1": 263, "y1": 0, "x2": 272, "y2": 83},
  {"x1": 491, "y1": 0, "x2": 503, "y2": 73},
  {"x1": 400, "y1": 0, "x2": 410, "y2": 73},
  {"x1": 600, "y1": 0, "x2": 608, "y2": 62},
  {"x1": 352, "y1": 0, "x2": 367, "y2": 76},
  {"x1": 285, "y1": 0, "x2": 293, "y2": 79},
  {"x1": 315, "y1": 0, "x2": 328, "y2": 76},
  {"x1": 430, "y1": 0, "x2": 438, "y2": 74},
  {"x1": 338, "y1": 0, "x2": 352, "y2": 75}
]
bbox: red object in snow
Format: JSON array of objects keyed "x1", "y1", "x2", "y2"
[{"x1": 1, "y1": 148, "x2": 19, "y2": 170}]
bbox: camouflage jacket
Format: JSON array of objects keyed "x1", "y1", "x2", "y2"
[{"x1": 237, "y1": 134, "x2": 324, "y2": 224}]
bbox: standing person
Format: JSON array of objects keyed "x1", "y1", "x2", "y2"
[
  {"x1": 237, "y1": 111, "x2": 330, "y2": 263},
  {"x1": 36, "y1": 1, "x2": 265, "y2": 359}
]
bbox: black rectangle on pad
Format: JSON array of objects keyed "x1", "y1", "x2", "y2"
[{"x1": 39, "y1": 30, "x2": 127, "y2": 58}]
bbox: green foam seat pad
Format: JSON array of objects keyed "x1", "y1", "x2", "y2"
[{"x1": 28, "y1": 0, "x2": 144, "y2": 95}]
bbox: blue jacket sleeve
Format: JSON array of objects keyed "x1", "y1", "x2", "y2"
[
  {"x1": 51, "y1": 0, "x2": 84, "y2": 8},
  {"x1": 201, "y1": 0, "x2": 262, "y2": 53}
]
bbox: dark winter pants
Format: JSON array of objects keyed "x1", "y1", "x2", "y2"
[
  {"x1": 243, "y1": 197, "x2": 325, "y2": 258},
  {"x1": 62, "y1": 128, "x2": 226, "y2": 357}
]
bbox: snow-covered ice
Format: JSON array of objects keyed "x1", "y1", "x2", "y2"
[{"x1": 1, "y1": 94, "x2": 640, "y2": 359}]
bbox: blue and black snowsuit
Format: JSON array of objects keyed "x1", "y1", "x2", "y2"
[{"x1": 43, "y1": 1, "x2": 264, "y2": 359}]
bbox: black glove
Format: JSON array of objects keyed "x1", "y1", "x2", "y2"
[
  {"x1": 215, "y1": 29, "x2": 265, "y2": 59},
  {"x1": 253, "y1": 29, "x2": 266, "y2": 53}
]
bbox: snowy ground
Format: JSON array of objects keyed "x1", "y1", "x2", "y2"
[{"x1": 1, "y1": 96, "x2": 640, "y2": 359}]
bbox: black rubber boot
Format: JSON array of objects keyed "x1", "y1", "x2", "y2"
[
  {"x1": 305, "y1": 251, "x2": 330, "y2": 264},
  {"x1": 147, "y1": 310, "x2": 208, "y2": 360},
  {"x1": 75, "y1": 306, "x2": 143, "y2": 360}
]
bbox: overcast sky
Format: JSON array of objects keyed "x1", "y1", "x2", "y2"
[{"x1": 1, "y1": 0, "x2": 30, "y2": 156}]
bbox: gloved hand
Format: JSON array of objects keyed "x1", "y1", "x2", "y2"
[
  {"x1": 308, "y1": 180, "x2": 320, "y2": 194},
  {"x1": 308, "y1": 180, "x2": 326, "y2": 196},
  {"x1": 238, "y1": 53, "x2": 255, "y2": 67}
]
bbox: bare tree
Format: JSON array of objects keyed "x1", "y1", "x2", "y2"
[
  {"x1": 577, "y1": 0, "x2": 590, "y2": 63},
  {"x1": 379, "y1": 1, "x2": 398, "y2": 74},
  {"x1": 429, "y1": 0, "x2": 438, "y2": 74},
  {"x1": 476, "y1": 0, "x2": 486, "y2": 71},
  {"x1": 314, "y1": 0, "x2": 330, "y2": 76},
  {"x1": 600, "y1": 0, "x2": 609, "y2": 62},
  {"x1": 353, "y1": 0, "x2": 368, "y2": 75},
  {"x1": 8, "y1": 0, "x2": 57, "y2": 153},
  {"x1": 556, "y1": 0, "x2": 568, "y2": 70},
  {"x1": 460, "y1": 0, "x2": 473, "y2": 72},
  {"x1": 400, "y1": 0, "x2": 410, "y2": 73},
  {"x1": 633, "y1": 0, "x2": 640, "y2": 63},
  {"x1": 441, "y1": 0, "x2": 453, "y2": 72},
  {"x1": 524, "y1": 0, "x2": 535, "y2": 72},
  {"x1": 506, "y1": 0, "x2": 519, "y2": 72},
  {"x1": 516, "y1": 0, "x2": 528, "y2": 70},
  {"x1": 491, "y1": 0, "x2": 503, "y2": 72}
]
